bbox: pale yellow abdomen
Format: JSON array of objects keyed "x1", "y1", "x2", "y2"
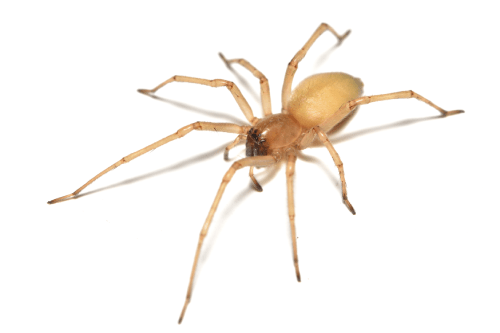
[{"x1": 286, "y1": 72, "x2": 363, "y2": 130}]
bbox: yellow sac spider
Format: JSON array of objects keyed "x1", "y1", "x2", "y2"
[{"x1": 48, "y1": 23, "x2": 464, "y2": 324}]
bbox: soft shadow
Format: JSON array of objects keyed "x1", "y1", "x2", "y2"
[
  {"x1": 331, "y1": 115, "x2": 442, "y2": 145},
  {"x1": 147, "y1": 95, "x2": 247, "y2": 125},
  {"x1": 221, "y1": 60, "x2": 260, "y2": 103},
  {"x1": 77, "y1": 142, "x2": 230, "y2": 199},
  {"x1": 296, "y1": 151, "x2": 341, "y2": 192},
  {"x1": 313, "y1": 41, "x2": 344, "y2": 70},
  {"x1": 293, "y1": 115, "x2": 445, "y2": 201},
  {"x1": 200, "y1": 161, "x2": 284, "y2": 263},
  {"x1": 306, "y1": 115, "x2": 443, "y2": 148}
]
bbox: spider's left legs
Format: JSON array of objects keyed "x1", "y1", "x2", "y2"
[
  {"x1": 219, "y1": 53, "x2": 272, "y2": 117},
  {"x1": 138, "y1": 76, "x2": 258, "y2": 124},
  {"x1": 281, "y1": 23, "x2": 351, "y2": 109},
  {"x1": 48, "y1": 122, "x2": 246, "y2": 204},
  {"x1": 178, "y1": 155, "x2": 276, "y2": 324},
  {"x1": 314, "y1": 127, "x2": 356, "y2": 215},
  {"x1": 286, "y1": 153, "x2": 301, "y2": 281}
]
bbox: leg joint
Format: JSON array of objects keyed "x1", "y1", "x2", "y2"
[
  {"x1": 231, "y1": 161, "x2": 243, "y2": 170},
  {"x1": 177, "y1": 124, "x2": 194, "y2": 138}
]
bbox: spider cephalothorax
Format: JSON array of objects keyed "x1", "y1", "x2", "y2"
[
  {"x1": 246, "y1": 128, "x2": 268, "y2": 157},
  {"x1": 245, "y1": 113, "x2": 304, "y2": 159}
]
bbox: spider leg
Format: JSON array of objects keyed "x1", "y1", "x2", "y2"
[
  {"x1": 223, "y1": 134, "x2": 246, "y2": 161},
  {"x1": 286, "y1": 153, "x2": 301, "y2": 281},
  {"x1": 249, "y1": 166, "x2": 263, "y2": 192},
  {"x1": 314, "y1": 127, "x2": 356, "y2": 215},
  {"x1": 138, "y1": 75, "x2": 259, "y2": 125},
  {"x1": 223, "y1": 136, "x2": 263, "y2": 191},
  {"x1": 219, "y1": 53, "x2": 272, "y2": 117},
  {"x1": 281, "y1": 23, "x2": 350, "y2": 110},
  {"x1": 47, "y1": 122, "x2": 247, "y2": 204},
  {"x1": 319, "y1": 90, "x2": 465, "y2": 131},
  {"x1": 178, "y1": 155, "x2": 276, "y2": 324}
]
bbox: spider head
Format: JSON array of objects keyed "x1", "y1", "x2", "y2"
[{"x1": 246, "y1": 128, "x2": 269, "y2": 156}]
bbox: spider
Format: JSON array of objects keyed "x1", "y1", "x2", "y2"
[{"x1": 48, "y1": 23, "x2": 464, "y2": 323}]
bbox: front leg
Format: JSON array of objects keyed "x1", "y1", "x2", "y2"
[{"x1": 48, "y1": 122, "x2": 247, "y2": 204}]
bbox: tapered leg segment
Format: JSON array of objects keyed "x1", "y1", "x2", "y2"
[
  {"x1": 286, "y1": 153, "x2": 301, "y2": 281},
  {"x1": 319, "y1": 90, "x2": 465, "y2": 130},
  {"x1": 249, "y1": 166, "x2": 263, "y2": 192},
  {"x1": 48, "y1": 122, "x2": 247, "y2": 204},
  {"x1": 178, "y1": 155, "x2": 276, "y2": 324},
  {"x1": 314, "y1": 127, "x2": 356, "y2": 215}
]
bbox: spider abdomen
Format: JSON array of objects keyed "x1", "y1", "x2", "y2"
[
  {"x1": 246, "y1": 114, "x2": 302, "y2": 157},
  {"x1": 286, "y1": 72, "x2": 363, "y2": 131}
]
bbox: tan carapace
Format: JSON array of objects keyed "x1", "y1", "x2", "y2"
[{"x1": 48, "y1": 23, "x2": 464, "y2": 323}]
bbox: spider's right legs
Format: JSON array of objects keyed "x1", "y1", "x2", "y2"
[
  {"x1": 47, "y1": 122, "x2": 247, "y2": 204},
  {"x1": 178, "y1": 155, "x2": 276, "y2": 324},
  {"x1": 138, "y1": 75, "x2": 259, "y2": 125},
  {"x1": 219, "y1": 53, "x2": 272, "y2": 117},
  {"x1": 281, "y1": 23, "x2": 351, "y2": 109},
  {"x1": 286, "y1": 153, "x2": 301, "y2": 282},
  {"x1": 319, "y1": 90, "x2": 465, "y2": 130},
  {"x1": 314, "y1": 127, "x2": 356, "y2": 215}
]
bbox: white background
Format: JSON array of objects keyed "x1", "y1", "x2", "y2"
[{"x1": 1, "y1": 1, "x2": 499, "y2": 332}]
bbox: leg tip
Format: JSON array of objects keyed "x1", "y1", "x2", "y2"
[
  {"x1": 445, "y1": 110, "x2": 465, "y2": 116},
  {"x1": 344, "y1": 199, "x2": 356, "y2": 215},
  {"x1": 137, "y1": 89, "x2": 153, "y2": 96},
  {"x1": 47, "y1": 193, "x2": 75, "y2": 205},
  {"x1": 342, "y1": 29, "x2": 351, "y2": 40},
  {"x1": 253, "y1": 183, "x2": 263, "y2": 192},
  {"x1": 218, "y1": 52, "x2": 230, "y2": 67}
]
